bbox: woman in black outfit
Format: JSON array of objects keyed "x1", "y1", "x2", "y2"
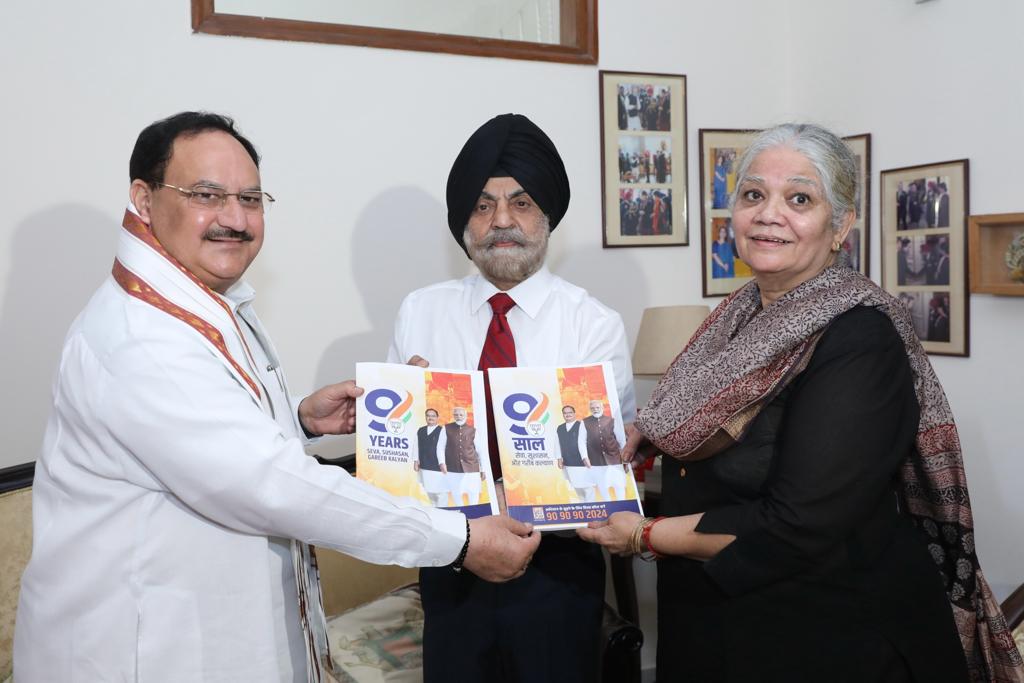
[{"x1": 579, "y1": 123, "x2": 1022, "y2": 682}]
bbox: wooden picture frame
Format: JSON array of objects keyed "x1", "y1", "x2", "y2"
[
  {"x1": 698, "y1": 128, "x2": 759, "y2": 296},
  {"x1": 192, "y1": 0, "x2": 598, "y2": 64},
  {"x1": 842, "y1": 133, "x2": 871, "y2": 277},
  {"x1": 968, "y1": 213, "x2": 1024, "y2": 296},
  {"x1": 880, "y1": 159, "x2": 970, "y2": 356},
  {"x1": 599, "y1": 71, "x2": 688, "y2": 248}
]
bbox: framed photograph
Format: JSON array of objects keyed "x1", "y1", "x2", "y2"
[
  {"x1": 968, "y1": 213, "x2": 1024, "y2": 296},
  {"x1": 698, "y1": 128, "x2": 760, "y2": 296},
  {"x1": 599, "y1": 70, "x2": 688, "y2": 247},
  {"x1": 842, "y1": 133, "x2": 871, "y2": 277},
  {"x1": 881, "y1": 159, "x2": 970, "y2": 356}
]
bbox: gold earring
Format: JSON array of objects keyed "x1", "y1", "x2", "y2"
[{"x1": 831, "y1": 241, "x2": 841, "y2": 252}]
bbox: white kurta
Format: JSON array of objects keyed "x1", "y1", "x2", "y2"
[{"x1": 14, "y1": 214, "x2": 465, "y2": 682}]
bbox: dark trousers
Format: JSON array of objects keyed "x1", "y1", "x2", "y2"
[{"x1": 420, "y1": 533, "x2": 605, "y2": 683}]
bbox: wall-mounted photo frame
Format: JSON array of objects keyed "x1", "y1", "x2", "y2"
[
  {"x1": 842, "y1": 133, "x2": 871, "y2": 277},
  {"x1": 599, "y1": 70, "x2": 688, "y2": 248},
  {"x1": 698, "y1": 128, "x2": 759, "y2": 296},
  {"x1": 880, "y1": 159, "x2": 970, "y2": 356},
  {"x1": 968, "y1": 213, "x2": 1024, "y2": 296}
]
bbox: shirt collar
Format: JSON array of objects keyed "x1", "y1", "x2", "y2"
[
  {"x1": 220, "y1": 279, "x2": 256, "y2": 314},
  {"x1": 470, "y1": 265, "x2": 553, "y2": 320}
]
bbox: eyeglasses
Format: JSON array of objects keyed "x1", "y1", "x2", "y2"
[{"x1": 156, "y1": 182, "x2": 275, "y2": 214}]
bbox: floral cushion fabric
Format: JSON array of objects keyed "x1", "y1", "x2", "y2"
[{"x1": 326, "y1": 585, "x2": 423, "y2": 683}]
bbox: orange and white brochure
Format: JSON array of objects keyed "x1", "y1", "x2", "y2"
[
  {"x1": 355, "y1": 362, "x2": 498, "y2": 518},
  {"x1": 487, "y1": 362, "x2": 643, "y2": 531}
]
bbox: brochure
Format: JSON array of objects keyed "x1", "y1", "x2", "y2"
[
  {"x1": 355, "y1": 362, "x2": 498, "y2": 519},
  {"x1": 487, "y1": 362, "x2": 643, "y2": 531}
]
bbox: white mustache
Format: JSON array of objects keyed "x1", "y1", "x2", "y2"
[{"x1": 480, "y1": 227, "x2": 527, "y2": 248}]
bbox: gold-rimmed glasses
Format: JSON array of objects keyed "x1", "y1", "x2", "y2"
[{"x1": 156, "y1": 182, "x2": 275, "y2": 214}]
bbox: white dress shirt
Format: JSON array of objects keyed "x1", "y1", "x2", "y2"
[{"x1": 387, "y1": 266, "x2": 636, "y2": 421}]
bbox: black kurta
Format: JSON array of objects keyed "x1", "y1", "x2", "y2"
[{"x1": 656, "y1": 306, "x2": 968, "y2": 682}]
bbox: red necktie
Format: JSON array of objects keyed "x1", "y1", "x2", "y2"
[{"x1": 478, "y1": 293, "x2": 517, "y2": 477}]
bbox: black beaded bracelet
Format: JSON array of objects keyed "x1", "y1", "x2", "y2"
[{"x1": 451, "y1": 517, "x2": 471, "y2": 572}]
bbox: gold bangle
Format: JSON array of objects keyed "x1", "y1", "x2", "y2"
[
  {"x1": 630, "y1": 516, "x2": 651, "y2": 556},
  {"x1": 629, "y1": 518, "x2": 642, "y2": 555}
]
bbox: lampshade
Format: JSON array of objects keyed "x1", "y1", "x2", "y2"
[{"x1": 632, "y1": 305, "x2": 711, "y2": 376}]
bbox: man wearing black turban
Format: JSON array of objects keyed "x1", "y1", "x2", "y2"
[
  {"x1": 386, "y1": 113, "x2": 636, "y2": 682},
  {"x1": 445, "y1": 113, "x2": 571, "y2": 255}
]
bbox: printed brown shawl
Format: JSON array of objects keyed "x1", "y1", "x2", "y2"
[{"x1": 635, "y1": 264, "x2": 1023, "y2": 682}]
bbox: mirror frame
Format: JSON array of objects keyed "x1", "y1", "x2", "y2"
[{"x1": 191, "y1": 0, "x2": 598, "y2": 64}]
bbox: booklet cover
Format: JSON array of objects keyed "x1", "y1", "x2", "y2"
[
  {"x1": 488, "y1": 362, "x2": 643, "y2": 531},
  {"x1": 355, "y1": 362, "x2": 498, "y2": 519}
]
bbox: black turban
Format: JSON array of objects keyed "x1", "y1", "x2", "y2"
[{"x1": 446, "y1": 113, "x2": 570, "y2": 255}]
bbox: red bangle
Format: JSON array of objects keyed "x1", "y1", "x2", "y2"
[{"x1": 642, "y1": 516, "x2": 666, "y2": 559}]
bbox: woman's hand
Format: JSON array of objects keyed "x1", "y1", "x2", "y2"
[
  {"x1": 621, "y1": 423, "x2": 659, "y2": 470},
  {"x1": 580, "y1": 511, "x2": 733, "y2": 560},
  {"x1": 576, "y1": 511, "x2": 642, "y2": 556}
]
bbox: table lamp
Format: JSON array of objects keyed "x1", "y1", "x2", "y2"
[{"x1": 632, "y1": 305, "x2": 711, "y2": 376}]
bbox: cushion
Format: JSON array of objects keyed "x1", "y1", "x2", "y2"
[{"x1": 326, "y1": 585, "x2": 423, "y2": 683}]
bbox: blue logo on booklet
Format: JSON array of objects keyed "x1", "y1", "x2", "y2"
[
  {"x1": 502, "y1": 392, "x2": 551, "y2": 436},
  {"x1": 365, "y1": 388, "x2": 413, "y2": 434}
]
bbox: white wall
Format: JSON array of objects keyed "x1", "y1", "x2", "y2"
[
  {"x1": 0, "y1": 0, "x2": 790, "y2": 467},
  {"x1": 1, "y1": 0, "x2": 1021, "y2": 670},
  {"x1": 783, "y1": 0, "x2": 1024, "y2": 605}
]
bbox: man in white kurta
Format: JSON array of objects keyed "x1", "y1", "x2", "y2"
[
  {"x1": 553, "y1": 405, "x2": 598, "y2": 502},
  {"x1": 14, "y1": 112, "x2": 539, "y2": 683},
  {"x1": 413, "y1": 407, "x2": 458, "y2": 507}
]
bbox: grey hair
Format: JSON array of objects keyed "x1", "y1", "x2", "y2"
[{"x1": 729, "y1": 123, "x2": 859, "y2": 232}]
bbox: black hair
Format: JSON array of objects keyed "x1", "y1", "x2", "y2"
[{"x1": 129, "y1": 111, "x2": 260, "y2": 186}]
